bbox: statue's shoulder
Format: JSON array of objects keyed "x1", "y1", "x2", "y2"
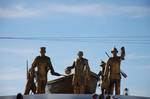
[
  {"x1": 35, "y1": 56, "x2": 40, "y2": 59},
  {"x1": 34, "y1": 56, "x2": 42, "y2": 62},
  {"x1": 83, "y1": 58, "x2": 88, "y2": 62},
  {"x1": 108, "y1": 57, "x2": 113, "y2": 60},
  {"x1": 107, "y1": 57, "x2": 114, "y2": 63},
  {"x1": 76, "y1": 58, "x2": 88, "y2": 62},
  {"x1": 109, "y1": 56, "x2": 121, "y2": 61},
  {"x1": 45, "y1": 56, "x2": 50, "y2": 59}
]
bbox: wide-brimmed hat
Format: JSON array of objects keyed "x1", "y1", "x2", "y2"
[{"x1": 111, "y1": 47, "x2": 118, "y2": 53}]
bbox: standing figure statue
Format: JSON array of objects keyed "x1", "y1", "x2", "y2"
[
  {"x1": 24, "y1": 68, "x2": 36, "y2": 95},
  {"x1": 98, "y1": 61, "x2": 109, "y2": 95},
  {"x1": 31, "y1": 47, "x2": 61, "y2": 94},
  {"x1": 66, "y1": 51, "x2": 91, "y2": 94},
  {"x1": 104, "y1": 47, "x2": 125, "y2": 95}
]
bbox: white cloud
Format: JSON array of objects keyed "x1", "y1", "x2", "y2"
[
  {"x1": 39, "y1": 4, "x2": 150, "y2": 17},
  {"x1": 0, "y1": 3, "x2": 150, "y2": 18},
  {"x1": 118, "y1": 6, "x2": 150, "y2": 17},
  {"x1": 47, "y1": 4, "x2": 101, "y2": 15},
  {"x1": 0, "y1": 5, "x2": 40, "y2": 18}
]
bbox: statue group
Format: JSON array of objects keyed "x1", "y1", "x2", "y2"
[
  {"x1": 98, "y1": 47, "x2": 126, "y2": 96},
  {"x1": 24, "y1": 47, "x2": 61, "y2": 95},
  {"x1": 24, "y1": 46, "x2": 126, "y2": 96}
]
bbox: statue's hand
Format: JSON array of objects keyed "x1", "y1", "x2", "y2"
[{"x1": 65, "y1": 67, "x2": 71, "y2": 75}]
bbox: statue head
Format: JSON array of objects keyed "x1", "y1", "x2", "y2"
[
  {"x1": 111, "y1": 47, "x2": 118, "y2": 56},
  {"x1": 100, "y1": 61, "x2": 106, "y2": 67},
  {"x1": 77, "y1": 51, "x2": 83, "y2": 58},
  {"x1": 40, "y1": 47, "x2": 46, "y2": 56}
]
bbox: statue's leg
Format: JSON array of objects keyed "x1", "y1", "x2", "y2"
[
  {"x1": 37, "y1": 80, "x2": 42, "y2": 94},
  {"x1": 73, "y1": 79, "x2": 79, "y2": 94},
  {"x1": 115, "y1": 79, "x2": 120, "y2": 95},
  {"x1": 109, "y1": 79, "x2": 114, "y2": 95},
  {"x1": 74, "y1": 85, "x2": 78, "y2": 94},
  {"x1": 31, "y1": 83, "x2": 36, "y2": 94},
  {"x1": 101, "y1": 88, "x2": 104, "y2": 95},
  {"x1": 79, "y1": 85, "x2": 85, "y2": 94},
  {"x1": 40, "y1": 80, "x2": 46, "y2": 94}
]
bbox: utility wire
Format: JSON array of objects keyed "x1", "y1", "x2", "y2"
[{"x1": 0, "y1": 36, "x2": 150, "y2": 44}]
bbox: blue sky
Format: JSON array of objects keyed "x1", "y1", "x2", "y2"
[{"x1": 0, "y1": 0, "x2": 150, "y2": 97}]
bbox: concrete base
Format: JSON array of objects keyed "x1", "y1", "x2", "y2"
[{"x1": 0, "y1": 94, "x2": 150, "y2": 99}]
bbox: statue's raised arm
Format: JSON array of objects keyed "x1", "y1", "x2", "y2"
[{"x1": 120, "y1": 47, "x2": 125, "y2": 60}]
